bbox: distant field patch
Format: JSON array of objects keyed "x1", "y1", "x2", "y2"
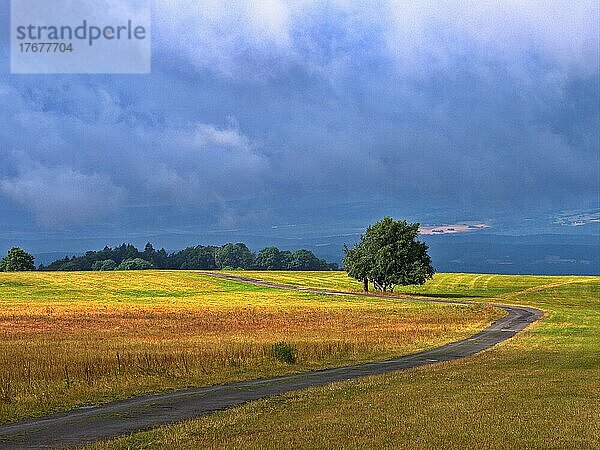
[{"x1": 232, "y1": 271, "x2": 579, "y2": 299}]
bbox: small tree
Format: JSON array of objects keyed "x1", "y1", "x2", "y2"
[
  {"x1": 289, "y1": 249, "x2": 326, "y2": 270},
  {"x1": 0, "y1": 247, "x2": 35, "y2": 272},
  {"x1": 343, "y1": 217, "x2": 434, "y2": 292}
]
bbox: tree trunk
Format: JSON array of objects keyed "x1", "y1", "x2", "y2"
[{"x1": 363, "y1": 278, "x2": 369, "y2": 292}]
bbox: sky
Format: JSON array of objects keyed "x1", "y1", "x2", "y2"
[{"x1": 0, "y1": 1, "x2": 598, "y2": 253}]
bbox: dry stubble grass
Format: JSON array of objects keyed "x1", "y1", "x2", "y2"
[{"x1": 0, "y1": 270, "x2": 498, "y2": 423}]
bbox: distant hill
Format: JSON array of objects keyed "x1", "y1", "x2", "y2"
[{"x1": 421, "y1": 234, "x2": 599, "y2": 276}]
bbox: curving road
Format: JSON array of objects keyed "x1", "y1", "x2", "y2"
[{"x1": 0, "y1": 272, "x2": 543, "y2": 449}]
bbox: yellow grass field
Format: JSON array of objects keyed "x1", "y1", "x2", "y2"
[{"x1": 0, "y1": 270, "x2": 499, "y2": 424}]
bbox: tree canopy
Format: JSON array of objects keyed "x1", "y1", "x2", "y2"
[
  {"x1": 116, "y1": 258, "x2": 154, "y2": 271},
  {"x1": 40, "y1": 242, "x2": 337, "y2": 271},
  {"x1": 343, "y1": 217, "x2": 435, "y2": 291},
  {"x1": 92, "y1": 259, "x2": 117, "y2": 271},
  {"x1": 215, "y1": 243, "x2": 255, "y2": 270},
  {"x1": 290, "y1": 249, "x2": 327, "y2": 270},
  {"x1": 0, "y1": 247, "x2": 35, "y2": 272},
  {"x1": 254, "y1": 247, "x2": 292, "y2": 270}
]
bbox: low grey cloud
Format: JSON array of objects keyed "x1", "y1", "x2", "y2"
[
  {"x1": 0, "y1": 160, "x2": 126, "y2": 227},
  {"x1": 0, "y1": 76, "x2": 272, "y2": 227},
  {"x1": 0, "y1": 1, "x2": 597, "y2": 233}
]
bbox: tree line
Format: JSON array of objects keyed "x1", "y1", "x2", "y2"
[{"x1": 32, "y1": 242, "x2": 337, "y2": 271}]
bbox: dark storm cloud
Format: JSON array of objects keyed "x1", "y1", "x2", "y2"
[{"x1": 0, "y1": 1, "x2": 598, "y2": 230}]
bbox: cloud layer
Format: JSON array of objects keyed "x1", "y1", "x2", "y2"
[{"x1": 0, "y1": 1, "x2": 598, "y2": 231}]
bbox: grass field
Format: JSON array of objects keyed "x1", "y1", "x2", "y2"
[
  {"x1": 0, "y1": 271, "x2": 499, "y2": 424},
  {"x1": 91, "y1": 272, "x2": 600, "y2": 449},
  {"x1": 229, "y1": 270, "x2": 572, "y2": 298}
]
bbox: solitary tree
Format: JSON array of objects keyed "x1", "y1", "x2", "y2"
[
  {"x1": 0, "y1": 247, "x2": 35, "y2": 272},
  {"x1": 343, "y1": 217, "x2": 434, "y2": 292}
]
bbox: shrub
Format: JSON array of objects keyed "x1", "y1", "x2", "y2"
[
  {"x1": 271, "y1": 342, "x2": 296, "y2": 364},
  {"x1": 116, "y1": 258, "x2": 154, "y2": 271},
  {"x1": 92, "y1": 259, "x2": 117, "y2": 271}
]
